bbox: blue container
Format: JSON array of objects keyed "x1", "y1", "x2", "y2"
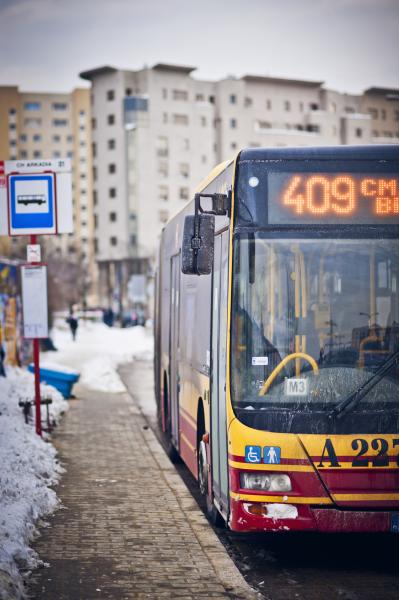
[{"x1": 28, "y1": 364, "x2": 80, "y2": 398}]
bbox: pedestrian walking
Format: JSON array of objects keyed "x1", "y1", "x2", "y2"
[{"x1": 66, "y1": 311, "x2": 79, "y2": 341}]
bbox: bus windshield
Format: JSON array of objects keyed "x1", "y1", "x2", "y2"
[{"x1": 231, "y1": 235, "x2": 399, "y2": 429}]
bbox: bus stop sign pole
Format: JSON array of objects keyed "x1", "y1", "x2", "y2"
[{"x1": 30, "y1": 233, "x2": 42, "y2": 437}]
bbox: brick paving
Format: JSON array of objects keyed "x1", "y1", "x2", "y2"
[{"x1": 27, "y1": 382, "x2": 257, "y2": 600}]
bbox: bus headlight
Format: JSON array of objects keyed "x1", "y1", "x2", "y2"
[{"x1": 240, "y1": 472, "x2": 292, "y2": 492}]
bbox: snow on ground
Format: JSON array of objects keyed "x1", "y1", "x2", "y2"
[
  {"x1": 0, "y1": 369, "x2": 68, "y2": 599},
  {"x1": 0, "y1": 319, "x2": 153, "y2": 598},
  {"x1": 47, "y1": 318, "x2": 154, "y2": 392}
]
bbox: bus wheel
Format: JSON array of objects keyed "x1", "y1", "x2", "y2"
[{"x1": 198, "y1": 439, "x2": 225, "y2": 528}]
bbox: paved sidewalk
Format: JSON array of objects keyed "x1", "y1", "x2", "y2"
[{"x1": 27, "y1": 379, "x2": 258, "y2": 599}]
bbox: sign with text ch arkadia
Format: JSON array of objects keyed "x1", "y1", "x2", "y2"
[
  {"x1": 8, "y1": 172, "x2": 57, "y2": 235},
  {"x1": 0, "y1": 159, "x2": 73, "y2": 236}
]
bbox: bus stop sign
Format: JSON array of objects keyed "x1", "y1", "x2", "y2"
[{"x1": 8, "y1": 172, "x2": 57, "y2": 235}]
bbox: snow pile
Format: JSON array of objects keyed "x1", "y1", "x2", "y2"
[
  {"x1": 47, "y1": 320, "x2": 153, "y2": 393},
  {"x1": 0, "y1": 368, "x2": 68, "y2": 599}
]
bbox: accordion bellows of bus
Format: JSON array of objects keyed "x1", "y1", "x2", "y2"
[{"x1": 154, "y1": 145, "x2": 399, "y2": 533}]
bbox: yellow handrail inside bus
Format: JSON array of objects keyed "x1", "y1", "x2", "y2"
[{"x1": 258, "y1": 352, "x2": 319, "y2": 396}]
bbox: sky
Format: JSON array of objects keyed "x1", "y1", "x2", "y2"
[{"x1": 0, "y1": 0, "x2": 398, "y2": 94}]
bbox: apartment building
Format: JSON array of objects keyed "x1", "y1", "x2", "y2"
[
  {"x1": 0, "y1": 85, "x2": 95, "y2": 303},
  {"x1": 81, "y1": 63, "x2": 399, "y2": 308}
]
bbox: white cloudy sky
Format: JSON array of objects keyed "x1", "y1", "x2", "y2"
[{"x1": 0, "y1": 0, "x2": 398, "y2": 94}]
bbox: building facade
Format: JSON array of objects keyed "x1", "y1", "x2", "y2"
[
  {"x1": 0, "y1": 86, "x2": 95, "y2": 304},
  {"x1": 81, "y1": 63, "x2": 399, "y2": 309}
]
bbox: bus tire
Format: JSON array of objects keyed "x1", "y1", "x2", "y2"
[
  {"x1": 162, "y1": 373, "x2": 180, "y2": 463},
  {"x1": 197, "y1": 410, "x2": 225, "y2": 528}
]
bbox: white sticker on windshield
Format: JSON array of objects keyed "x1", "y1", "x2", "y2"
[
  {"x1": 284, "y1": 378, "x2": 308, "y2": 396},
  {"x1": 252, "y1": 356, "x2": 269, "y2": 366}
]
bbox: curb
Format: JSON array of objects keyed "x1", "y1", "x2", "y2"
[{"x1": 122, "y1": 388, "x2": 261, "y2": 600}]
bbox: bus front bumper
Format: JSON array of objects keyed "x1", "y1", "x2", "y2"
[{"x1": 229, "y1": 498, "x2": 399, "y2": 533}]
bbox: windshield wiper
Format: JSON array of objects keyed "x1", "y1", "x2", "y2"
[{"x1": 329, "y1": 347, "x2": 399, "y2": 419}]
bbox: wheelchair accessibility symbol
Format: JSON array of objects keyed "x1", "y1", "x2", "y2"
[{"x1": 245, "y1": 445, "x2": 261, "y2": 463}]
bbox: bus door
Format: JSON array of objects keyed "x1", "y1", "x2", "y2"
[
  {"x1": 211, "y1": 231, "x2": 229, "y2": 517},
  {"x1": 169, "y1": 253, "x2": 181, "y2": 449}
]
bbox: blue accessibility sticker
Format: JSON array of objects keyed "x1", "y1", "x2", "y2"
[
  {"x1": 245, "y1": 445, "x2": 261, "y2": 463},
  {"x1": 391, "y1": 514, "x2": 399, "y2": 533},
  {"x1": 264, "y1": 446, "x2": 281, "y2": 464}
]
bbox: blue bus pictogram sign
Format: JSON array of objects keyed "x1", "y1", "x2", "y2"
[{"x1": 8, "y1": 173, "x2": 56, "y2": 235}]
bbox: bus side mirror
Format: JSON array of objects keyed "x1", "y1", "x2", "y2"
[{"x1": 182, "y1": 214, "x2": 215, "y2": 275}]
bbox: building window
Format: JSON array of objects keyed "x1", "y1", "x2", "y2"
[
  {"x1": 179, "y1": 187, "x2": 189, "y2": 200},
  {"x1": 20, "y1": 150, "x2": 27, "y2": 159},
  {"x1": 53, "y1": 151, "x2": 61, "y2": 158},
  {"x1": 284, "y1": 100, "x2": 291, "y2": 111},
  {"x1": 107, "y1": 114, "x2": 115, "y2": 125},
  {"x1": 179, "y1": 163, "x2": 189, "y2": 178},
  {"x1": 53, "y1": 119, "x2": 68, "y2": 126},
  {"x1": 33, "y1": 150, "x2": 42, "y2": 158},
  {"x1": 162, "y1": 88, "x2": 167, "y2": 99},
  {"x1": 67, "y1": 150, "x2": 73, "y2": 158},
  {"x1": 107, "y1": 90, "x2": 115, "y2": 101},
  {"x1": 24, "y1": 102, "x2": 41, "y2": 111},
  {"x1": 356, "y1": 128, "x2": 362, "y2": 138},
  {"x1": 108, "y1": 139, "x2": 116, "y2": 150},
  {"x1": 93, "y1": 190, "x2": 98, "y2": 206},
  {"x1": 200, "y1": 116, "x2": 207, "y2": 127},
  {"x1": 381, "y1": 109, "x2": 386, "y2": 120},
  {"x1": 231, "y1": 142, "x2": 237, "y2": 150},
  {"x1": 395, "y1": 110, "x2": 399, "y2": 122},
  {"x1": 244, "y1": 97, "x2": 253, "y2": 107},
  {"x1": 9, "y1": 108, "x2": 16, "y2": 115},
  {"x1": 92, "y1": 142, "x2": 96, "y2": 157},
  {"x1": 91, "y1": 117, "x2": 96, "y2": 129},
  {"x1": 195, "y1": 93, "x2": 204, "y2": 102},
  {"x1": 109, "y1": 212, "x2": 117, "y2": 222},
  {"x1": 33, "y1": 134, "x2": 41, "y2": 142},
  {"x1": 163, "y1": 112, "x2": 168, "y2": 124},
  {"x1": 9, "y1": 139, "x2": 17, "y2": 147},
  {"x1": 345, "y1": 106, "x2": 355, "y2": 114},
  {"x1": 183, "y1": 138, "x2": 190, "y2": 150},
  {"x1": 109, "y1": 163, "x2": 116, "y2": 174},
  {"x1": 310, "y1": 103, "x2": 319, "y2": 111},
  {"x1": 8, "y1": 123, "x2": 16, "y2": 130},
  {"x1": 230, "y1": 94, "x2": 237, "y2": 104},
  {"x1": 255, "y1": 120, "x2": 272, "y2": 131},
  {"x1": 52, "y1": 134, "x2": 61, "y2": 142},
  {"x1": 94, "y1": 238, "x2": 98, "y2": 253},
  {"x1": 173, "y1": 114, "x2": 189, "y2": 125},
  {"x1": 126, "y1": 88, "x2": 132, "y2": 96},
  {"x1": 201, "y1": 155, "x2": 207, "y2": 164},
  {"x1": 209, "y1": 95, "x2": 215, "y2": 104},
  {"x1": 109, "y1": 188, "x2": 116, "y2": 198},
  {"x1": 24, "y1": 117, "x2": 42, "y2": 128},
  {"x1": 159, "y1": 209, "x2": 169, "y2": 223},
  {"x1": 110, "y1": 236, "x2": 117, "y2": 246},
  {"x1": 230, "y1": 118, "x2": 237, "y2": 128},
  {"x1": 306, "y1": 124, "x2": 320, "y2": 133},
  {"x1": 266, "y1": 99, "x2": 272, "y2": 110},
  {"x1": 299, "y1": 101, "x2": 304, "y2": 112},
  {"x1": 20, "y1": 134, "x2": 27, "y2": 142},
  {"x1": 158, "y1": 185, "x2": 168, "y2": 201},
  {"x1": 67, "y1": 134, "x2": 73, "y2": 142},
  {"x1": 158, "y1": 161, "x2": 168, "y2": 178},
  {"x1": 172, "y1": 89, "x2": 188, "y2": 101},
  {"x1": 52, "y1": 102, "x2": 67, "y2": 111},
  {"x1": 156, "y1": 136, "x2": 169, "y2": 157}
]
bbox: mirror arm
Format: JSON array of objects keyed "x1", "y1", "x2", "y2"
[{"x1": 194, "y1": 191, "x2": 231, "y2": 217}]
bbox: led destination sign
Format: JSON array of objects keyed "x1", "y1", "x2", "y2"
[{"x1": 268, "y1": 173, "x2": 399, "y2": 225}]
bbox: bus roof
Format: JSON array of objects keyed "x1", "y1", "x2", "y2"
[
  {"x1": 195, "y1": 158, "x2": 234, "y2": 193},
  {"x1": 239, "y1": 145, "x2": 399, "y2": 163}
]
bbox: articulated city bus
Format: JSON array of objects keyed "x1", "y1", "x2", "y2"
[{"x1": 154, "y1": 146, "x2": 399, "y2": 533}]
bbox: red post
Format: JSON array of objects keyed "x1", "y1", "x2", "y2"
[{"x1": 30, "y1": 234, "x2": 42, "y2": 436}]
